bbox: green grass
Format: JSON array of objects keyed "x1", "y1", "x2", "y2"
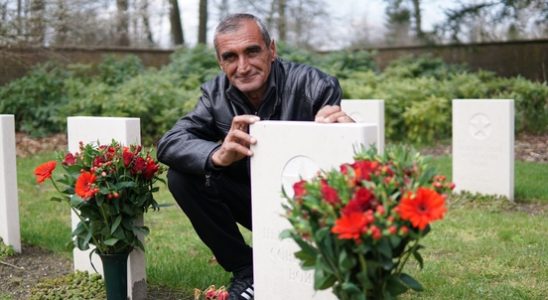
[{"x1": 16, "y1": 151, "x2": 548, "y2": 298}]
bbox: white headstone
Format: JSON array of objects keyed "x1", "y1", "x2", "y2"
[
  {"x1": 0, "y1": 115, "x2": 21, "y2": 253},
  {"x1": 67, "y1": 116, "x2": 146, "y2": 299},
  {"x1": 452, "y1": 100, "x2": 515, "y2": 200},
  {"x1": 250, "y1": 121, "x2": 377, "y2": 300},
  {"x1": 341, "y1": 99, "x2": 385, "y2": 153}
]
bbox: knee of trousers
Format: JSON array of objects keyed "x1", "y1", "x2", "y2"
[{"x1": 166, "y1": 168, "x2": 205, "y2": 208}]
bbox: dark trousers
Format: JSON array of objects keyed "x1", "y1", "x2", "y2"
[{"x1": 167, "y1": 168, "x2": 253, "y2": 273}]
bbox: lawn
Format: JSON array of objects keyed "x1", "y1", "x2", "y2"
[{"x1": 14, "y1": 151, "x2": 548, "y2": 299}]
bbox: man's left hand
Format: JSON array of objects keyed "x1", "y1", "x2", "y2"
[{"x1": 315, "y1": 105, "x2": 354, "y2": 123}]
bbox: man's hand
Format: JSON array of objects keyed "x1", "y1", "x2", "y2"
[
  {"x1": 315, "y1": 105, "x2": 354, "y2": 123},
  {"x1": 211, "y1": 115, "x2": 260, "y2": 167}
]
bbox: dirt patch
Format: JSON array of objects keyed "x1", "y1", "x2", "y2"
[{"x1": 0, "y1": 245, "x2": 72, "y2": 300}]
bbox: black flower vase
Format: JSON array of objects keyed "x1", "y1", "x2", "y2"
[{"x1": 99, "y1": 252, "x2": 130, "y2": 300}]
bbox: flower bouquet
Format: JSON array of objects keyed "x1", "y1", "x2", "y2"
[
  {"x1": 34, "y1": 140, "x2": 164, "y2": 255},
  {"x1": 282, "y1": 145, "x2": 454, "y2": 300}
]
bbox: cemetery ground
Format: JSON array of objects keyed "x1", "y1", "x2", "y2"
[{"x1": 1, "y1": 133, "x2": 547, "y2": 300}]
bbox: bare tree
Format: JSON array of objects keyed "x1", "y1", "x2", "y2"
[
  {"x1": 29, "y1": 0, "x2": 45, "y2": 44},
  {"x1": 169, "y1": 0, "x2": 184, "y2": 46},
  {"x1": 116, "y1": 0, "x2": 130, "y2": 46},
  {"x1": 436, "y1": 0, "x2": 548, "y2": 43},
  {"x1": 140, "y1": 0, "x2": 154, "y2": 45},
  {"x1": 198, "y1": 0, "x2": 208, "y2": 44}
]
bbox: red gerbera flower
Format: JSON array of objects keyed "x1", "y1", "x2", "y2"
[
  {"x1": 331, "y1": 212, "x2": 373, "y2": 243},
  {"x1": 397, "y1": 187, "x2": 446, "y2": 230},
  {"x1": 75, "y1": 171, "x2": 98, "y2": 200},
  {"x1": 122, "y1": 149, "x2": 134, "y2": 167},
  {"x1": 34, "y1": 161, "x2": 57, "y2": 183}
]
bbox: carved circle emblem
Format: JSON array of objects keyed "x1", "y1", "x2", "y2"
[
  {"x1": 281, "y1": 156, "x2": 319, "y2": 198},
  {"x1": 468, "y1": 113, "x2": 491, "y2": 140}
]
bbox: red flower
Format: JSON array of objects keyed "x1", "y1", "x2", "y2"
[
  {"x1": 342, "y1": 187, "x2": 375, "y2": 215},
  {"x1": 62, "y1": 153, "x2": 76, "y2": 166},
  {"x1": 352, "y1": 160, "x2": 379, "y2": 182},
  {"x1": 142, "y1": 158, "x2": 159, "y2": 180},
  {"x1": 217, "y1": 290, "x2": 229, "y2": 300},
  {"x1": 122, "y1": 149, "x2": 134, "y2": 167},
  {"x1": 34, "y1": 161, "x2": 57, "y2": 183},
  {"x1": 397, "y1": 187, "x2": 446, "y2": 230},
  {"x1": 293, "y1": 180, "x2": 307, "y2": 199},
  {"x1": 320, "y1": 180, "x2": 340, "y2": 205},
  {"x1": 132, "y1": 156, "x2": 146, "y2": 175},
  {"x1": 75, "y1": 171, "x2": 98, "y2": 200},
  {"x1": 370, "y1": 225, "x2": 382, "y2": 240},
  {"x1": 331, "y1": 212, "x2": 372, "y2": 243}
]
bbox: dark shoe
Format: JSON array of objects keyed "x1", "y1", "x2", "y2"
[{"x1": 228, "y1": 276, "x2": 254, "y2": 300}]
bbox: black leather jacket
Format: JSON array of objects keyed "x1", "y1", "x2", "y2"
[{"x1": 157, "y1": 58, "x2": 342, "y2": 176}]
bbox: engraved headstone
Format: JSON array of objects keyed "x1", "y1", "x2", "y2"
[
  {"x1": 341, "y1": 99, "x2": 385, "y2": 152},
  {"x1": 67, "y1": 116, "x2": 146, "y2": 299},
  {"x1": 452, "y1": 100, "x2": 515, "y2": 200},
  {"x1": 0, "y1": 115, "x2": 21, "y2": 253},
  {"x1": 250, "y1": 121, "x2": 377, "y2": 299}
]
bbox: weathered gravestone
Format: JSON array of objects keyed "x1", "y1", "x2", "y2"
[
  {"x1": 67, "y1": 116, "x2": 146, "y2": 300},
  {"x1": 452, "y1": 100, "x2": 515, "y2": 200},
  {"x1": 341, "y1": 99, "x2": 385, "y2": 153},
  {"x1": 0, "y1": 115, "x2": 21, "y2": 253},
  {"x1": 250, "y1": 121, "x2": 377, "y2": 299}
]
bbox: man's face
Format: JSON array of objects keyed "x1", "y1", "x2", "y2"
[{"x1": 216, "y1": 20, "x2": 276, "y2": 101}]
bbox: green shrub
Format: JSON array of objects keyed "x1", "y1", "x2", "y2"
[
  {"x1": 164, "y1": 45, "x2": 219, "y2": 89},
  {"x1": 0, "y1": 238, "x2": 15, "y2": 259},
  {"x1": 0, "y1": 62, "x2": 69, "y2": 136},
  {"x1": 97, "y1": 55, "x2": 144, "y2": 86},
  {"x1": 383, "y1": 55, "x2": 466, "y2": 80},
  {"x1": 102, "y1": 71, "x2": 200, "y2": 144},
  {"x1": 403, "y1": 95, "x2": 451, "y2": 144}
]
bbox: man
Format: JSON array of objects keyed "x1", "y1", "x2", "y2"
[{"x1": 157, "y1": 13, "x2": 353, "y2": 300}]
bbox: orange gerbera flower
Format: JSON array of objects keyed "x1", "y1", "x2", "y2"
[
  {"x1": 331, "y1": 212, "x2": 372, "y2": 243},
  {"x1": 397, "y1": 187, "x2": 446, "y2": 230},
  {"x1": 34, "y1": 161, "x2": 57, "y2": 183},
  {"x1": 75, "y1": 171, "x2": 97, "y2": 200}
]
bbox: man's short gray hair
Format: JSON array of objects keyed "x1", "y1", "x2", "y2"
[{"x1": 214, "y1": 13, "x2": 272, "y2": 57}]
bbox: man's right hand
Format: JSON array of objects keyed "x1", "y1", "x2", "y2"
[{"x1": 211, "y1": 115, "x2": 260, "y2": 167}]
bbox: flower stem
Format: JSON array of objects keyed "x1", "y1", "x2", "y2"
[{"x1": 395, "y1": 237, "x2": 420, "y2": 275}]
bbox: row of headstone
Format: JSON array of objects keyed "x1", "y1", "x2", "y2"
[
  {"x1": 1, "y1": 99, "x2": 514, "y2": 300},
  {"x1": 250, "y1": 99, "x2": 515, "y2": 299}
]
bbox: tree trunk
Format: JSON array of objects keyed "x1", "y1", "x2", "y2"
[
  {"x1": 198, "y1": 0, "x2": 207, "y2": 44},
  {"x1": 53, "y1": 0, "x2": 68, "y2": 46},
  {"x1": 29, "y1": 0, "x2": 45, "y2": 45},
  {"x1": 140, "y1": 0, "x2": 154, "y2": 45},
  {"x1": 277, "y1": 0, "x2": 287, "y2": 41},
  {"x1": 411, "y1": 0, "x2": 423, "y2": 40},
  {"x1": 169, "y1": 0, "x2": 184, "y2": 45},
  {"x1": 116, "y1": 0, "x2": 130, "y2": 46}
]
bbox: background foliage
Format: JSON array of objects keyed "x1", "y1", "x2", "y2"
[{"x1": 1, "y1": 46, "x2": 547, "y2": 144}]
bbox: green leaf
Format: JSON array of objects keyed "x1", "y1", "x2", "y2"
[
  {"x1": 341, "y1": 282, "x2": 361, "y2": 294},
  {"x1": 399, "y1": 273, "x2": 423, "y2": 291},
  {"x1": 279, "y1": 229, "x2": 292, "y2": 240},
  {"x1": 313, "y1": 269, "x2": 337, "y2": 290},
  {"x1": 338, "y1": 249, "x2": 357, "y2": 272},
  {"x1": 111, "y1": 215, "x2": 122, "y2": 234},
  {"x1": 386, "y1": 275, "x2": 408, "y2": 296},
  {"x1": 294, "y1": 249, "x2": 316, "y2": 269},
  {"x1": 49, "y1": 196, "x2": 64, "y2": 202},
  {"x1": 412, "y1": 249, "x2": 424, "y2": 269},
  {"x1": 103, "y1": 238, "x2": 119, "y2": 246},
  {"x1": 378, "y1": 238, "x2": 392, "y2": 258}
]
